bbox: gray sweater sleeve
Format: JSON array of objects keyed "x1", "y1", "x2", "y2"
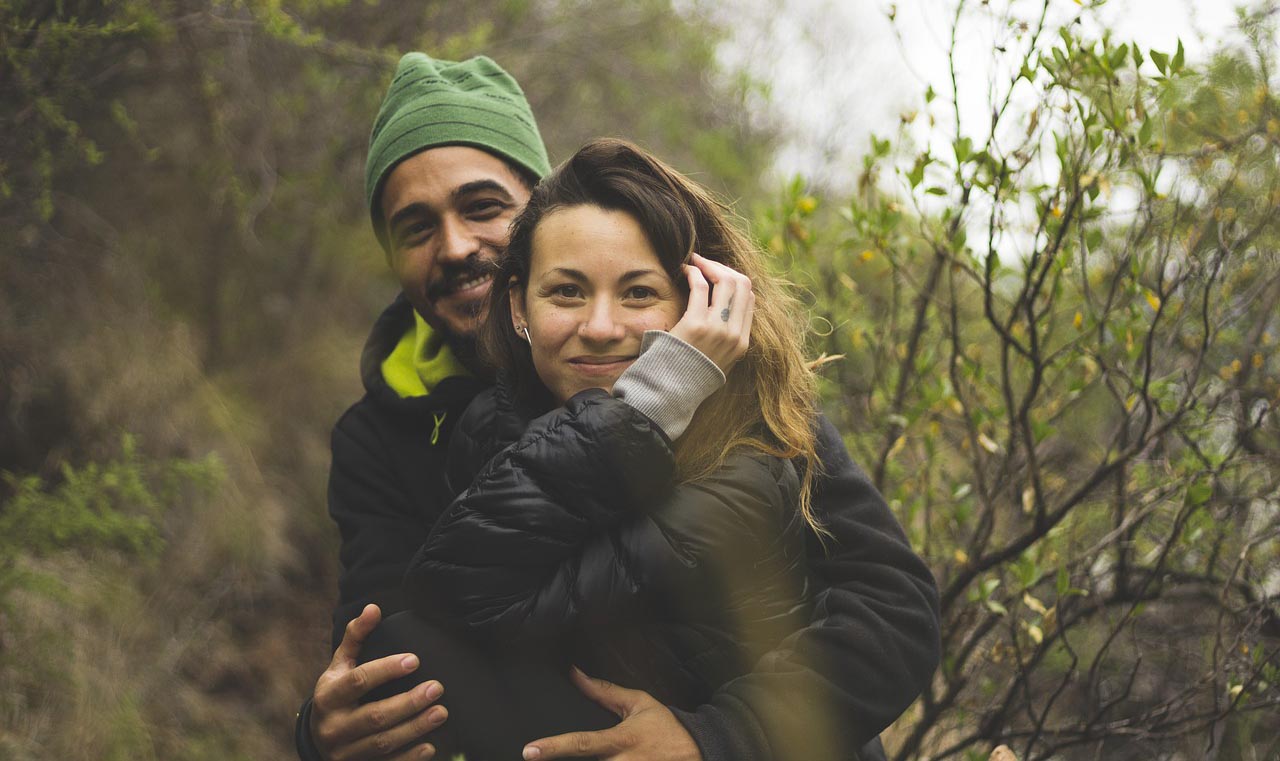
[{"x1": 611, "y1": 330, "x2": 725, "y2": 440}]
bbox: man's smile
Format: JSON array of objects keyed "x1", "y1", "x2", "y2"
[{"x1": 442, "y1": 271, "x2": 493, "y2": 297}]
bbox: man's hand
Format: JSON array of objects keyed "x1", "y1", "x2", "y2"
[
  {"x1": 521, "y1": 668, "x2": 702, "y2": 761},
  {"x1": 310, "y1": 604, "x2": 448, "y2": 760}
]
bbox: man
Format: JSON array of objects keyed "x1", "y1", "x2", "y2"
[{"x1": 296, "y1": 52, "x2": 940, "y2": 761}]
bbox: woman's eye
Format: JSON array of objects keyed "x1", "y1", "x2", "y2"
[
  {"x1": 551, "y1": 284, "x2": 583, "y2": 299},
  {"x1": 625, "y1": 286, "x2": 657, "y2": 300}
]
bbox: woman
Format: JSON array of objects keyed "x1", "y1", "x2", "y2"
[{"x1": 392, "y1": 138, "x2": 841, "y2": 759}]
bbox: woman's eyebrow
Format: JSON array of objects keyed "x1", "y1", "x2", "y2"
[
  {"x1": 617, "y1": 269, "x2": 663, "y2": 282},
  {"x1": 542, "y1": 267, "x2": 588, "y2": 281},
  {"x1": 540, "y1": 268, "x2": 664, "y2": 282}
]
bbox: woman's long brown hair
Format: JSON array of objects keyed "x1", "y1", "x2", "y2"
[{"x1": 480, "y1": 138, "x2": 825, "y2": 535}]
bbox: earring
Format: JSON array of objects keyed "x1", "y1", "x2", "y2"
[{"x1": 519, "y1": 325, "x2": 532, "y2": 345}]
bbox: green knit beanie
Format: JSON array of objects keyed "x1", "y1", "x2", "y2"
[{"x1": 366, "y1": 52, "x2": 551, "y2": 246}]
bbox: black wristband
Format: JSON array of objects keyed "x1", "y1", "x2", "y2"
[{"x1": 295, "y1": 697, "x2": 323, "y2": 761}]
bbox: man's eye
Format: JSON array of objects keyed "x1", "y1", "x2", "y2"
[
  {"x1": 398, "y1": 221, "x2": 432, "y2": 243},
  {"x1": 468, "y1": 200, "x2": 506, "y2": 217}
]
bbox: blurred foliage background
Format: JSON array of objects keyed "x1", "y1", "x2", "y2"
[{"x1": 1, "y1": 0, "x2": 1278, "y2": 759}]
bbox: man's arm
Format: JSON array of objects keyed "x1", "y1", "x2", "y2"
[
  {"x1": 297, "y1": 411, "x2": 447, "y2": 761},
  {"x1": 326, "y1": 411, "x2": 433, "y2": 646},
  {"x1": 669, "y1": 415, "x2": 940, "y2": 760}
]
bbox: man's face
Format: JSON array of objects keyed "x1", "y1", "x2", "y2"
[{"x1": 380, "y1": 146, "x2": 532, "y2": 340}]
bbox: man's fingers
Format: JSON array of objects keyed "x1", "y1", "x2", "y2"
[
  {"x1": 349, "y1": 679, "x2": 444, "y2": 733},
  {"x1": 333, "y1": 604, "x2": 382, "y2": 667},
  {"x1": 523, "y1": 727, "x2": 627, "y2": 760},
  {"x1": 386, "y1": 742, "x2": 436, "y2": 761},
  {"x1": 319, "y1": 652, "x2": 424, "y2": 710},
  {"x1": 342, "y1": 700, "x2": 448, "y2": 760}
]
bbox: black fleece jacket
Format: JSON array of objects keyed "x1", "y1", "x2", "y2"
[{"x1": 297, "y1": 296, "x2": 940, "y2": 761}]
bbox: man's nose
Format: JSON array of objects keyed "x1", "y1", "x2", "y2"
[
  {"x1": 437, "y1": 217, "x2": 480, "y2": 263},
  {"x1": 579, "y1": 300, "x2": 625, "y2": 343}
]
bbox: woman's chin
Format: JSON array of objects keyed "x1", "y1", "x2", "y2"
[{"x1": 553, "y1": 379, "x2": 619, "y2": 405}]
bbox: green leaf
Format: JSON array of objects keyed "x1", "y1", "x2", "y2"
[
  {"x1": 954, "y1": 136, "x2": 973, "y2": 163},
  {"x1": 1139, "y1": 118, "x2": 1154, "y2": 146},
  {"x1": 907, "y1": 157, "x2": 926, "y2": 188},
  {"x1": 1109, "y1": 44, "x2": 1129, "y2": 71},
  {"x1": 1185, "y1": 480, "x2": 1212, "y2": 507},
  {"x1": 1172, "y1": 39, "x2": 1185, "y2": 72},
  {"x1": 1151, "y1": 49, "x2": 1169, "y2": 75}
]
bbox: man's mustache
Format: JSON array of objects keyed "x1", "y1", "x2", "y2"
[{"x1": 425, "y1": 256, "x2": 500, "y2": 301}]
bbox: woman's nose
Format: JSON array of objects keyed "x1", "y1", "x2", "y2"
[{"x1": 578, "y1": 300, "x2": 625, "y2": 343}]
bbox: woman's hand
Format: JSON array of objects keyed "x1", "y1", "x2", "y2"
[{"x1": 668, "y1": 253, "x2": 754, "y2": 374}]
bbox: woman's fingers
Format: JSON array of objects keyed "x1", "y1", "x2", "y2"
[
  {"x1": 669, "y1": 253, "x2": 753, "y2": 373},
  {"x1": 694, "y1": 253, "x2": 752, "y2": 324},
  {"x1": 736, "y1": 289, "x2": 756, "y2": 353},
  {"x1": 682, "y1": 261, "x2": 710, "y2": 310},
  {"x1": 690, "y1": 251, "x2": 743, "y2": 284}
]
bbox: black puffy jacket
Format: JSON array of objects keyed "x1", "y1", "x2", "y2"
[
  {"x1": 407, "y1": 382, "x2": 813, "y2": 709},
  {"x1": 301, "y1": 297, "x2": 941, "y2": 761}
]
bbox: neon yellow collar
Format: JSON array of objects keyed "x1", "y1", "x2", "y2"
[{"x1": 380, "y1": 311, "x2": 470, "y2": 397}]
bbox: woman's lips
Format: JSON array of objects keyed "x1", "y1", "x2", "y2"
[{"x1": 568, "y1": 356, "x2": 636, "y2": 376}]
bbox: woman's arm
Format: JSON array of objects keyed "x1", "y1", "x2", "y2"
[{"x1": 404, "y1": 389, "x2": 797, "y2": 642}]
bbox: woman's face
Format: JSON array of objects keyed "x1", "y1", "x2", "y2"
[{"x1": 511, "y1": 204, "x2": 686, "y2": 405}]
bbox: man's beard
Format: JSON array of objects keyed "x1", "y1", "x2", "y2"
[
  {"x1": 431, "y1": 255, "x2": 494, "y2": 378},
  {"x1": 444, "y1": 330, "x2": 491, "y2": 380}
]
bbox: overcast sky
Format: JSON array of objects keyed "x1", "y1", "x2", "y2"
[{"x1": 719, "y1": 0, "x2": 1251, "y2": 188}]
